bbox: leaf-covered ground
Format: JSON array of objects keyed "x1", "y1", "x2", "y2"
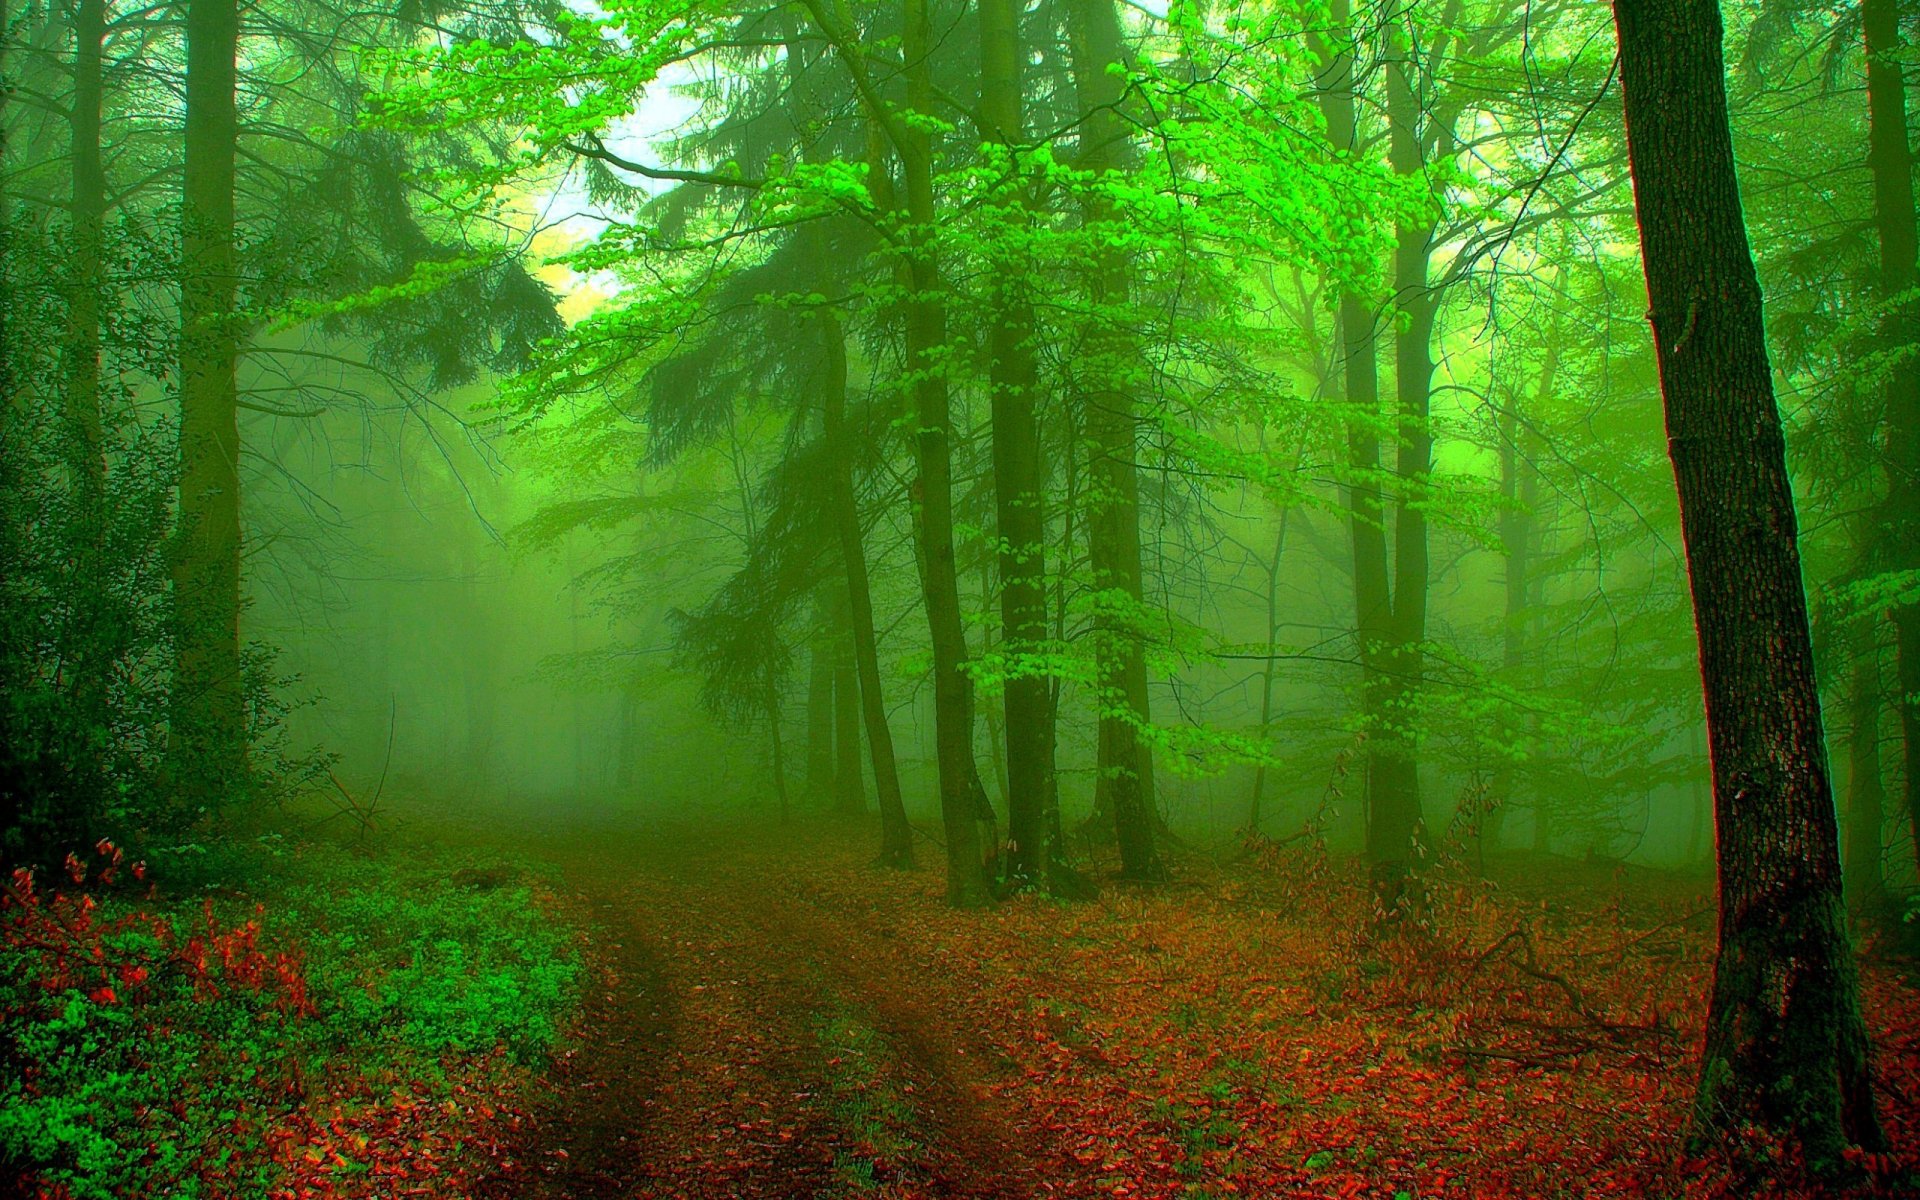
[
  {"x1": 10, "y1": 820, "x2": 1916, "y2": 1198},
  {"x1": 496, "y1": 818, "x2": 1919, "y2": 1200}
]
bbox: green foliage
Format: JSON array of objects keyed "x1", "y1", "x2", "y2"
[
  {"x1": 0, "y1": 839, "x2": 578, "y2": 1198},
  {"x1": 286, "y1": 864, "x2": 578, "y2": 1059}
]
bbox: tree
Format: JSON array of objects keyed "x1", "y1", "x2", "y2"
[
  {"x1": 980, "y1": 0, "x2": 1055, "y2": 887},
  {"x1": 1311, "y1": 0, "x2": 1404, "y2": 904},
  {"x1": 1069, "y1": 0, "x2": 1166, "y2": 882},
  {"x1": 172, "y1": 0, "x2": 246, "y2": 807},
  {"x1": 810, "y1": 0, "x2": 992, "y2": 903},
  {"x1": 1610, "y1": 0, "x2": 1883, "y2": 1163},
  {"x1": 1860, "y1": 0, "x2": 1920, "y2": 893}
]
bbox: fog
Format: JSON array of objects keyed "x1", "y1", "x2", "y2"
[{"x1": 5, "y1": 0, "x2": 1917, "y2": 1192}]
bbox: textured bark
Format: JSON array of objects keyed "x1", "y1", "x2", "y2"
[
  {"x1": 1070, "y1": 0, "x2": 1165, "y2": 882},
  {"x1": 173, "y1": 0, "x2": 246, "y2": 806},
  {"x1": 980, "y1": 0, "x2": 1055, "y2": 887},
  {"x1": 1862, "y1": 0, "x2": 1920, "y2": 890},
  {"x1": 1612, "y1": 0, "x2": 1883, "y2": 1162}
]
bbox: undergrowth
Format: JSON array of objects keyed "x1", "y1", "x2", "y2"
[{"x1": 0, "y1": 833, "x2": 579, "y2": 1199}]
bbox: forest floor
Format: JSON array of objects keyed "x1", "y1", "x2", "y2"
[{"x1": 463, "y1": 816, "x2": 1920, "y2": 1200}]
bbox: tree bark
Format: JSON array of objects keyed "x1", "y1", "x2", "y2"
[
  {"x1": 64, "y1": 0, "x2": 106, "y2": 505},
  {"x1": 1070, "y1": 0, "x2": 1165, "y2": 882},
  {"x1": 980, "y1": 0, "x2": 1055, "y2": 888},
  {"x1": 1612, "y1": 0, "x2": 1883, "y2": 1162},
  {"x1": 1861, "y1": 0, "x2": 1920, "y2": 891},
  {"x1": 173, "y1": 0, "x2": 246, "y2": 807}
]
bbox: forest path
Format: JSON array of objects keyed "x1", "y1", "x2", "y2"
[{"x1": 487, "y1": 821, "x2": 1054, "y2": 1200}]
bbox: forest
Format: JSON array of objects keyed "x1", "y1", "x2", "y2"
[{"x1": 4, "y1": 0, "x2": 1920, "y2": 1194}]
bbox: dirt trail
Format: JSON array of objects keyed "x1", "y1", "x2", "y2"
[{"x1": 484, "y1": 824, "x2": 1054, "y2": 1200}]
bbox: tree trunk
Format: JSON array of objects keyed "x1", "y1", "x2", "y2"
[
  {"x1": 173, "y1": 0, "x2": 246, "y2": 807},
  {"x1": 1862, "y1": 0, "x2": 1920, "y2": 891},
  {"x1": 1312, "y1": 0, "x2": 1397, "y2": 900},
  {"x1": 806, "y1": 608, "x2": 835, "y2": 802},
  {"x1": 1367, "y1": 31, "x2": 1439, "y2": 913},
  {"x1": 64, "y1": 0, "x2": 106, "y2": 505},
  {"x1": 1612, "y1": 0, "x2": 1883, "y2": 1162},
  {"x1": 1248, "y1": 497, "x2": 1294, "y2": 831},
  {"x1": 833, "y1": 615, "x2": 863, "y2": 816},
  {"x1": 786, "y1": 31, "x2": 915, "y2": 866},
  {"x1": 1843, "y1": 624, "x2": 1886, "y2": 915},
  {"x1": 1486, "y1": 350, "x2": 1552, "y2": 855},
  {"x1": 885, "y1": 0, "x2": 988, "y2": 904},
  {"x1": 62, "y1": 0, "x2": 110, "y2": 823},
  {"x1": 980, "y1": 0, "x2": 1055, "y2": 888},
  {"x1": 1070, "y1": 0, "x2": 1165, "y2": 882},
  {"x1": 765, "y1": 668, "x2": 791, "y2": 824},
  {"x1": 819, "y1": 308, "x2": 911, "y2": 862}
]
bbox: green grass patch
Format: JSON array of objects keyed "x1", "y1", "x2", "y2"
[{"x1": 814, "y1": 1008, "x2": 918, "y2": 1194}]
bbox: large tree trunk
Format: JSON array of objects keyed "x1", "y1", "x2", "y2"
[
  {"x1": 980, "y1": 0, "x2": 1055, "y2": 888},
  {"x1": 1862, "y1": 0, "x2": 1920, "y2": 890},
  {"x1": 1611, "y1": 0, "x2": 1883, "y2": 1162},
  {"x1": 1070, "y1": 0, "x2": 1165, "y2": 882},
  {"x1": 63, "y1": 0, "x2": 106, "y2": 504},
  {"x1": 173, "y1": 0, "x2": 246, "y2": 807}
]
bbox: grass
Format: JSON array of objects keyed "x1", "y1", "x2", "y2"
[{"x1": 814, "y1": 1007, "x2": 919, "y2": 1195}]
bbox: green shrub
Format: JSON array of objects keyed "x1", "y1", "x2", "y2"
[{"x1": 1, "y1": 837, "x2": 578, "y2": 1198}]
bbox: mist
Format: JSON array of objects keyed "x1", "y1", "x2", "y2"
[{"x1": 3, "y1": 0, "x2": 1918, "y2": 1195}]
